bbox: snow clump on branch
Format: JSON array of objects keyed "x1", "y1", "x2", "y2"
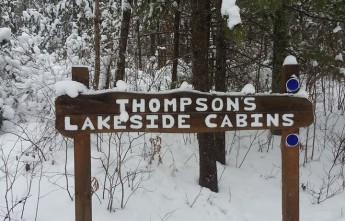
[
  {"x1": 0, "y1": 27, "x2": 11, "y2": 44},
  {"x1": 221, "y1": 0, "x2": 241, "y2": 29}
]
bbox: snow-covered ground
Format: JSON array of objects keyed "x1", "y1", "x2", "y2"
[
  {"x1": 1, "y1": 28, "x2": 344, "y2": 221},
  {"x1": 1, "y1": 116, "x2": 344, "y2": 220}
]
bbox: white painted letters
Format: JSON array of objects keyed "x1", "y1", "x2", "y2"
[
  {"x1": 211, "y1": 98, "x2": 223, "y2": 111},
  {"x1": 236, "y1": 114, "x2": 248, "y2": 127},
  {"x1": 180, "y1": 98, "x2": 192, "y2": 111},
  {"x1": 149, "y1": 98, "x2": 160, "y2": 112},
  {"x1": 62, "y1": 95, "x2": 299, "y2": 132},
  {"x1": 226, "y1": 97, "x2": 239, "y2": 111},
  {"x1": 178, "y1": 115, "x2": 190, "y2": 128},
  {"x1": 164, "y1": 98, "x2": 177, "y2": 112},
  {"x1": 251, "y1": 114, "x2": 263, "y2": 127},
  {"x1": 146, "y1": 115, "x2": 158, "y2": 128},
  {"x1": 196, "y1": 98, "x2": 208, "y2": 111},
  {"x1": 81, "y1": 117, "x2": 95, "y2": 130},
  {"x1": 130, "y1": 115, "x2": 143, "y2": 129},
  {"x1": 220, "y1": 115, "x2": 233, "y2": 128},
  {"x1": 65, "y1": 117, "x2": 78, "y2": 131},
  {"x1": 114, "y1": 116, "x2": 126, "y2": 129},
  {"x1": 162, "y1": 115, "x2": 175, "y2": 128},
  {"x1": 205, "y1": 114, "x2": 217, "y2": 128},
  {"x1": 244, "y1": 97, "x2": 256, "y2": 111},
  {"x1": 97, "y1": 116, "x2": 110, "y2": 129},
  {"x1": 282, "y1": 114, "x2": 294, "y2": 126},
  {"x1": 132, "y1": 99, "x2": 145, "y2": 112}
]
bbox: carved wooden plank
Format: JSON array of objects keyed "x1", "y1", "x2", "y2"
[{"x1": 56, "y1": 92, "x2": 313, "y2": 137}]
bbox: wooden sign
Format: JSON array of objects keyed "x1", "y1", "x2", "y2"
[
  {"x1": 56, "y1": 65, "x2": 313, "y2": 221},
  {"x1": 56, "y1": 92, "x2": 313, "y2": 137}
]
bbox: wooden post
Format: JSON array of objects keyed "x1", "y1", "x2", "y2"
[
  {"x1": 72, "y1": 66, "x2": 89, "y2": 87},
  {"x1": 281, "y1": 64, "x2": 299, "y2": 221},
  {"x1": 281, "y1": 128, "x2": 299, "y2": 221},
  {"x1": 72, "y1": 67, "x2": 92, "y2": 221}
]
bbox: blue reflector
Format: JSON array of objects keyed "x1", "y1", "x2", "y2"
[
  {"x1": 286, "y1": 78, "x2": 300, "y2": 93},
  {"x1": 286, "y1": 134, "x2": 299, "y2": 147}
]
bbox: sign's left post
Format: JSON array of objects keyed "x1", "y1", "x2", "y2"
[{"x1": 71, "y1": 67, "x2": 92, "y2": 221}]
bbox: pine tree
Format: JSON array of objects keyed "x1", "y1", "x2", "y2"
[{"x1": 115, "y1": 0, "x2": 133, "y2": 83}]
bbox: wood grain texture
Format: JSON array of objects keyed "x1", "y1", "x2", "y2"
[
  {"x1": 71, "y1": 66, "x2": 92, "y2": 221},
  {"x1": 281, "y1": 128, "x2": 300, "y2": 221},
  {"x1": 56, "y1": 92, "x2": 314, "y2": 137},
  {"x1": 281, "y1": 64, "x2": 301, "y2": 221},
  {"x1": 74, "y1": 135, "x2": 92, "y2": 221}
]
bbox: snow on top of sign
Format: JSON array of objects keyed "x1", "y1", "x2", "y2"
[
  {"x1": 0, "y1": 27, "x2": 11, "y2": 43},
  {"x1": 295, "y1": 89, "x2": 308, "y2": 98},
  {"x1": 55, "y1": 79, "x2": 309, "y2": 101},
  {"x1": 241, "y1": 84, "x2": 255, "y2": 95},
  {"x1": 283, "y1": 55, "x2": 298, "y2": 65},
  {"x1": 179, "y1": 81, "x2": 193, "y2": 90},
  {"x1": 81, "y1": 80, "x2": 128, "y2": 95},
  {"x1": 55, "y1": 81, "x2": 88, "y2": 98},
  {"x1": 72, "y1": 65, "x2": 89, "y2": 68},
  {"x1": 221, "y1": 0, "x2": 241, "y2": 30}
]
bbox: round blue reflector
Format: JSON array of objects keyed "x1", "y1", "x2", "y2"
[
  {"x1": 286, "y1": 77, "x2": 300, "y2": 93},
  {"x1": 286, "y1": 134, "x2": 299, "y2": 147}
]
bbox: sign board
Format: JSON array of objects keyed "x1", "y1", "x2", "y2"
[
  {"x1": 56, "y1": 91, "x2": 313, "y2": 137},
  {"x1": 55, "y1": 65, "x2": 313, "y2": 221}
]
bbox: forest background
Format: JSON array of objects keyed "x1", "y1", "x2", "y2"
[{"x1": 0, "y1": 0, "x2": 344, "y2": 220}]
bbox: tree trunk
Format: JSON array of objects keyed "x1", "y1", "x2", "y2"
[
  {"x1": 136, "y1": 20, "x2": 142, "y2": 70},
  {"x1": 171, "y1": 0, "x2": 180, "y2": 89},
  {"x1": 214, "y1": 0, "x2": 227, "y2": 165},
  {"x1": 272, "y1": 5, "x2": 288, "y2": 93},
  {"x1": 105, "y1": 57, "x2": 113, "y2": 89},
  {"x1": 271, "y1": 3, "x2": 289, "y2": 135},
  {"x1": 198, "y1": 133, "x2": 218, "y2": 192},
  {"x1": 93, "y1": 0, "x2": 101, "y2": 90},
  {"x1": 150, "y1": 22, "x2": 156, "y2": 57},
  {"x1": 115, "y1": 0, "x2": 132, "y2": 83},
  {"x1": 191, "y1": 0, "x2": 218, "y2": 192},
  {"x1": 157, "y1": 22, "x2": 165, "y2": 69}
]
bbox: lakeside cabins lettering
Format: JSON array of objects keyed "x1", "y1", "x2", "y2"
[{"x1": 62, "y1": 96, "x2": 295, "y2": 132}]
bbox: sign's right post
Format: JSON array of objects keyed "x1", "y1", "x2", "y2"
[{"x1": 281, "y1": 64, "x2": 300, "y2": 221}]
